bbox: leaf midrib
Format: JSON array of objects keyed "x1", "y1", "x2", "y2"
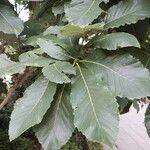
[
  {"x1": 77, "y1": 63, "x2": 102, "y2": 129},
  {"x1": 36, "y1": 85, "x2": 66, "y2": 148},
  {"x1": 39, "y1": 39, "x2": 74, "y2": 60},
  {"x1": 16, "y1": 81, "x2": 50, "y2": 134},
  {"x1": 53, "y1": 64, "x2": 70, "y2": 83},
  {"x1": 80, "y1": 60, "x2": 145, "y2": 90},
  {"x1": 52, "y1": 85, "x2": 66, "y2": 132},
  {"x1": 78, "y1": 0, "x2": 96, "y2": 21}
]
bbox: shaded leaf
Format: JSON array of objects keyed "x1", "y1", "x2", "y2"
[
  {"x1": 9, "y1": 77, "x2": 57, "y2": 141},
  {"x1": 116, "y1": 97, "x2": 132, "y2": 114},
  {"x1": 71, "y1": 63, "x2": 119, "y2": 147},
  {"x1": 105, "y1": 0, "x2": 150, "y2": 29},
  {"x1": 34, "y1": 85, "x2": 74, "y2": 150},
  {"x1": 90, "y1": 32, "x2": 140, "y2": 50}
]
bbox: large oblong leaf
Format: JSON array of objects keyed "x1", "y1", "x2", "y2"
[
  {"x1": 0, "y1": 4, "x2": 24, "y2": 36},
  {"x1": 71, "y1": 63, "x2": 119, "y2": 147},
  {"x1": 65, "y1": 0, "x2": 104, "y2": 25},
  {"x1": 105, "y1": 0, "x2": 150, "y2": 29},
  {"x1": 37, "y1": 38, "x2": 72, "y2": 60},
  {"x1": 42, "y1": 62, "x2": 76, "y2": 84},
  {"x1": 9, "y1": 77, "x2": 57, "y2": 141},
  {"x1": 0, "y1": 54, "x2": 25, "y2": 77},
  {"x1": 90, "y1": 32, "x2": 140, "y2": 50},
  {"x1": 81, "y1": 50, "x2": 150, "y2": 99},
  {"x1": 34, "y1": 85, "x2": 74, "y2": 150}
]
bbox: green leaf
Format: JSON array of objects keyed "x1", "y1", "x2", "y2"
[
  {"x1": 61, "y1": 23, "x2": 104, "y2": 37},
  {"x1": 61, "y1": 25, "x2": 83, "y2": 37},
  {"x1": 89, "y1": 32, "x2": 140, "y2": 50},
  {"x1": 0, "y1": 54, "x2": 25, "y2": 77},
  {"x1": 0, "y1": 4, "x2": 24, "y2": 36},
  {"x1": 34, "y1": 85, "x2": 74, "y2": 150},
  {"x1": 105, "y1": 0, "x2": 150, "y2": 29},
  {"x1": 37, "y1": 38, "x2": 72, "y2": 60},
  {"x1": 145, "y1": 105, "x2": 150, "y2": 137},
  {"x1": 19, "y1": 49, "x2": 43, "y2": 62},
  {"x1": 57, "y1": 36, "x2": 80, "y2": 57},
  {"x1": 43, "y1": 26, "x2": 62, "y2": 36},
  {"x1": 19, "y1": 50, "x2": 55, "y2": 67},
  {"x1": 65, "y1": 0, "x2": 104, "y2": 25},
  {"x1": 25, "y1": 34, "x2": 57, "y2": 47},
  {"x1": 9, "y1": 76, "x2": 57, "y2": 141},
  {"x1": 80, "y1": 50, "x2": 150, "y2": 99},
  {"x1": 71, "y1": 63, "x2": 119, "y2": 147},
  {"x1": 90, "y1": 32, "x2": 140, "y2": 50},
  {"x1": 22, "y1": 57, "x2": 55, "y2": 67},
  {"x1": 129, "y1": 47, "x2": 150, "y2": 70},
  {"x1": 42, "y1": 62, "x2": 76, "y2": 84}
]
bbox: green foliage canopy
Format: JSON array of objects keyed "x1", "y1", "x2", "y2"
[{"x1": 0, "y1": 0, "x2": 150, "y2": 150}]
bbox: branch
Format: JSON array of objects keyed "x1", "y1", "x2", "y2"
[{"x1": 0, "y1": 69, "x2": 34, "y2": 110}]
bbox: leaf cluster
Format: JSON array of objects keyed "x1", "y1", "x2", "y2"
[{"x1": 0, "y1": 0, "x2": 150, "y2": 150}]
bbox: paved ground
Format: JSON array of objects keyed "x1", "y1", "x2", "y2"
[{"x1": 113, "y1": 105, "x2": 150, "y2": 150}]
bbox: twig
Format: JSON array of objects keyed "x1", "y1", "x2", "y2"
[{"x1": 0, "y1": 69, "x2": 34, "y2": 110}]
